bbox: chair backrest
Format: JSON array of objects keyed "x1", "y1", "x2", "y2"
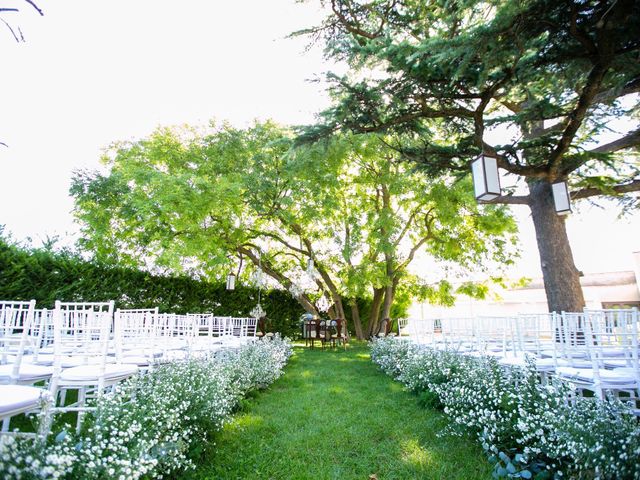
[
  {"x1": 439, "y1": 317, "x2": 475, "y2": 351},
  {"x1": 0, "y1": 300, "x2": 37, "y2": 383},
  {"x1": 584, "y1": 308, "x2": 639, "y2": 370},
  {"x1": 52, "y1": 300, "x2": 115, "y2": 367},
  {"x1": 187, "y1": 313, "x2": 214, "y2": 338},
  {"x1": 397, "y1": 318, "x2": 409, "y2": 336},
  {"x1": 244, "y1": 317, "x2": 257, "y2": 337},
  {"x1": 114, "y1": 307, "x2": 160, "y2": 359},
  {"x1": 409, "y1": 318, "x2": 434, "y2": 345},
  {"x1": 303, "y1": 319, "x2": 317, "y2": 338},
  {"x1": 551, "y1": 312, "x2": 590, "y2": 366}
]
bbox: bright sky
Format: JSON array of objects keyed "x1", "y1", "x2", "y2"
[{"x1": 0, "y1": 0, "x2": 638, "y2": 278}]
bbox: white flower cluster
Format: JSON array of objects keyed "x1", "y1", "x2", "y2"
[
  {"x1": 370, "y1": 338, "x2": 640, "y2": 479},
  {"x1": 0, "y1": 336, "x2": 292, "y2": 480}
]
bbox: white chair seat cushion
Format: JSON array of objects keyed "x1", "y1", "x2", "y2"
[
  {"x1": 541, "y1": 349, "x2": 588, "y2": 359},
  {"x1": 22, "y1": 354, "x2": 103, "y2": 368},
  {"x1": 39, "y1": 345, "x2": 77, "y2": 354},
  {"x1": 122, "y1": 348, "x2": 164, "y2": 358},
  {"x1": 0, "y1": 363, "x2": 54, "y2": 381},
  {"x1": 596, "y1": 348, "x2": 628, "y2": 358},
  {"x1": 162, "y1": 350, "x2": 188, "y2": 361},
  {"x1": 121, "y1": 355, "x2": 154, "y2": 366},
  {"x1": 21, "y1": 354, "x2": 54, "y2": 366},
  {"x1": 605, "y1": 359, "x2": 639, "y2": 369},
  {"x1": 0, "y1": 385, "x2": 42, "y2": 415},
  {"x1": 556, "y1": 366, "x2": 638, "y2": 384},
  {"x1": 499, "y1": 356, "x2": 567, "y2": 371},
  {"x1": 59, "y1": 364, "x2": 138, "y2": 382}
]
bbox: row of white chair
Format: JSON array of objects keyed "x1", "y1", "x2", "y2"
[
  {"x1": 0, "y1": 300, "x2": 259, "y2": 436},
  {"x1": 400, "y1": 309, "x2": 640, "y2": 408}
]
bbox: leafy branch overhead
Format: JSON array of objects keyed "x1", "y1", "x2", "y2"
[
  {"x1": 298, "y1": 0, "x2": 640, "y2": 206},
  {"x1": 71, "y1": 121, "x2": 519, "y2": 338}
]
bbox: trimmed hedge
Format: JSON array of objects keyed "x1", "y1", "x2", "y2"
[{"x1": 0, "y1": 237, "x2": 304, "y2": 337}]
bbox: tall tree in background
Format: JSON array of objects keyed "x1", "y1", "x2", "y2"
[
  {"x1": 299, "y1": 0, "x2": 640, "y2": 312},
  {"x1": 71, "y1": 121, "x2": 517, "y2": 338}
]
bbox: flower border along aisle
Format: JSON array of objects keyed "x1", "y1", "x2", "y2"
[
  {"x1": 370, "y1": 338, "x2": 640, "y2": 480},
  {"x1": 0, "y1": 336, "x2": 293, "y2": 480}
]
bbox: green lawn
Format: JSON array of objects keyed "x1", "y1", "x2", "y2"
[{"x1": 186, "y1": 342, "x2": 491, "y2": 480}]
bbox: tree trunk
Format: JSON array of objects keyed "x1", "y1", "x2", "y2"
[
  {"x1": 528, "y1": 179, "x2": 585, "y2": 312},
  {"x1": 380, "y1": 278, "x2": 399, "y2": 333},
  {"x1": 350, "y1": 301, "x2": 364, "y2": 340},
  {"x1": 367, "y1": 288, "x2": 385, "y2": 337},
  {"x1": 380, "y1": 285, "x2": 394, "y2": 321}
]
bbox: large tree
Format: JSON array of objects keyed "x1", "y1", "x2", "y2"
[
  {"x1": 71, "y1": 121, "x2": 517, "y2": 338},
  {"x1": 298, "y1": 0, "x2": 640, "y2": 312}
]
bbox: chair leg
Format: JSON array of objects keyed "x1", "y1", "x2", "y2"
[{"x1": 76, "y1": 388, "x2": 86, "y2": 433}]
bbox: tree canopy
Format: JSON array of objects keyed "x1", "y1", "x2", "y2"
[
  {"x1": 71, "y1": 120, "x2": 518, "y2": 338},
  {"x1": 297, "y1": 0, "x2": 640, "y2": 312}
]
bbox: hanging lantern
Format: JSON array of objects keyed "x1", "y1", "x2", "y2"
[
  {"x1": 471, "y1": 154, "x2": 501, "y2": 201},
  {"x1": 316, "y1": 296, "x2": 331, "y2": 313},
  {"x1": 226, "y1": 273, "x2": 236, "y2": 290},
  {"x1": 306, "y1": 258, "x2": 314, "y2": 273},
  {"x1": 250, "y1": 303, "x2": 265, "y2": 318},
  {"x1": 551, "y1": 181, "x2": 572, "y2": 215}
]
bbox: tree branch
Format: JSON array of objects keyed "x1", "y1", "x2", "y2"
[
  {"x1": 589, "y1": 127, "x2": 640, "y2": 154},
  {"x1": 485, "y1": 194, "x2": 531, "y2": 206},
  {"x1": 549, "y1": 63, "x2": 610, "y2": 177},
  {"x1": 592, "y1": 75, "x2": 640, "y2": 104},
  {"x1": 23, "y1": 0, "x2": 44, "y2": 16},
  {"x1": 330, "y1": 0, "x2": 385, "y2": 40},
  {"x1": 571, "y1": 179, "x2": 640, "y2": 200},
  {"x1": 1, "y1": 17, "x2": 21, "y2": 42},
  {"x1": 238, "y1": 245, "x2": 318, "y2": 314}
]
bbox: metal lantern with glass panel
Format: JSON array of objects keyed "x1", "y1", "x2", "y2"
[
  {"x1": 226, "y1": 273, "x2": 236, "y2": 290},
  {"x1": 551, "y1": 181, "x2": 572, "y2": 215},
  {"x1": 471, "y1": 154, "x2": 501, "y2": 201}
]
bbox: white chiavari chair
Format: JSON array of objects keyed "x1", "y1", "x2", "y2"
[
  {"x1": 155, "y1": 313, "x2": 189, "y2": 361},
  {"x1": 554, "y1": 310, "x2": 639, "y2": 404},
  {"x1": 0, "y1": 300, "x2": 53, "y2": 385},
  {"x1": 409, "y1": 318, "x2": 435, "y2": 346},
  {"x1": 114, "y1": 307, "x2": 163, "y2": 368},
  {"x1": 498, "y1": 314, "x2": 562, "y2": 378},
  {"x1": 244, "y1": 317, "x2": 258, "y2": 339},
  {"x1": 0, "y1": 300, "x2": 49, "y2": 434},
  {"x1": 47, "y1": 301, "x2": 138, "y2": 432},
  {"x1": 439, "y1": 317, "x2": 474, "y2": 352}
]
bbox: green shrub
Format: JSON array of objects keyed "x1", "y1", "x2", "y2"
[
  {"x1": 371, "y1": 338, "x2": 640, "y2": 479},
  {"x1": 0, "y1": 235, "x2": 305, "y2": 337}
]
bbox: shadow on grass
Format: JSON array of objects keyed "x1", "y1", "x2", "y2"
[{"x1": 184, "y1": 343, "x2": 491, "y2": 480}]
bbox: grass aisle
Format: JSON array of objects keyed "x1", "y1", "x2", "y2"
[{"x1": 188, "y1": 342, "x2": 491, "y2": 480}]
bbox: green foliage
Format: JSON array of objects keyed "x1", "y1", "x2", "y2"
[
  {"x1": 371, "y1": 338, "x2": 640, "y2": 479},
  {"x1": 0, "y1": 234, "x2": 305, "y2": 337},
  {"x1": 71, "y1": 122, "x2": 519, "y2": 332},
  {"x1": 0, "y1": 339, "x2": 293, "y2": 480},
  {"x1": 301, "y1": 0, "x2": 640, "y2": 204}
]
